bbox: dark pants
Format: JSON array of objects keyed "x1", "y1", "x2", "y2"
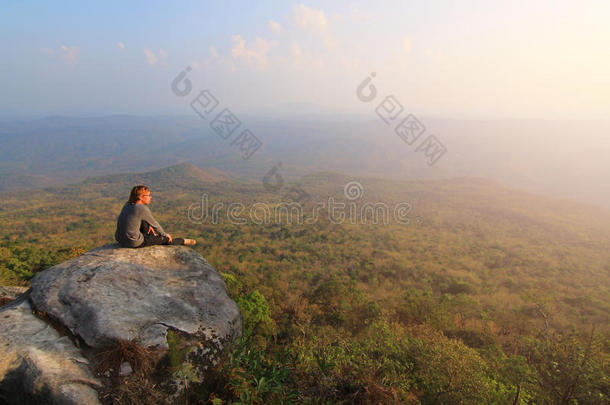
[{"x1": 137, "y1": 220, "x2": 171, "y2": 248}]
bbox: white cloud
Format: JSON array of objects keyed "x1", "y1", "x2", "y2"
[
  {"x1": 403, "y1": 37, "x2": 412, "y2": 53},
  {"x1": 293, "y1": 4, "x2": 327, "y2": 33},
  {"x1": 346, "y1": 7, "x2": 372, "y2": 23},
  {"x1": 231, "y1": 35, "x2": 246, "y2": 58},
  {"x1": 292, "y1": 4, "x2": 338, "y2": 51},
  {"x1": 117, "y1": 42, "x2": 125, "y2": 51},
  {"x1": 143, "y1": 49, "x2": 167, "y2": 66},
  {"x1": 59, "y1": 45, "x2": 78, "y2": 64},
  {"x1": 331, "y1": 6, "x2": 372, "y2": 24},
  {"x1": 291, "y1": 41, "x2": 303, "y2": 65},
  {"x1": 268, "y1": 20, "x2": 283, "y2": 34},
  {"x1": 190, "y1": 46, "x2": 235, "y2": 71},
  {"x1": 144, "y1": 49, "x2": 158, "y2": 65},
  {"x1": 313, "y1": 56, "x2": 325, "y2": 71},
  {"x1": 425, "y1": 48, "x2": 441, "y2": 58},
  {"x1": 231, "y1": 35, "x2": 275, "y2": 67}
]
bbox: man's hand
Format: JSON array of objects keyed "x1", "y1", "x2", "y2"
[
  {"x1": 166, "y1": 233, "x2": 173, "y2": 243},
  {"x1": 147, "y1": 226, "x2": 157, "y2": 236}
]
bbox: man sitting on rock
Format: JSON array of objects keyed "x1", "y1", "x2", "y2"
[{"x1": 115, "y1": 185, "x2": 196, "y2": 248}]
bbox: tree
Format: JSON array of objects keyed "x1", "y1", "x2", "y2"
[{"x1": 523, "y1": 328, "x2": 609, "y2": 404}]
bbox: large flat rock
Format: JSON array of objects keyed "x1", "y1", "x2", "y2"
[
  {"x1": 0, "y1": 286, "x2": 28, "y2": 306},
  {"x1": 29, "y1": 244, "x2": 242, "y2": 350},
  {"x1": 0, "y1": 296, "x2": 101, "y2": 405}
]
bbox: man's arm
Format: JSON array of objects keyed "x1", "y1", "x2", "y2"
[{"x1": 140, "y1": 205, "x2": 167, "y2": 237}]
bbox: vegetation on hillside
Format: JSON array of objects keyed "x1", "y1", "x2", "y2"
[{"x1": 1, "y1": 168, "x2": 608, "y2": 404}]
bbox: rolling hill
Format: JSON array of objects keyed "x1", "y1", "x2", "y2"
[
  {"x1": 0, "y1": 163, "x2": 608, "y2": 403},
  {"x1": 2, "y1": 115, "x2": 610, "y2": 210}
]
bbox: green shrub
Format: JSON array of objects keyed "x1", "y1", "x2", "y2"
[{"x1": 237, "y1": 290, "x2": 278, "y2": 337}]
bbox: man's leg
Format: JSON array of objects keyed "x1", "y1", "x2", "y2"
[
  {"x1": 137, "y1": 220, "x2": 196, "y2": 247},
  {"x1": 137, "y1": 220, "x2": 170, "y2": 248}
]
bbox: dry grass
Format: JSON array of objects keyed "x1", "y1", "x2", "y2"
[
  {"x1": 95, "y1": 338, "x2": 154, "y2": 377},
  {"x1": 99, "y1": 374, "x2": 171, "y2": 405},
  {"x1": 95, "y1": 339, "x2": 175, "y2": 405}
]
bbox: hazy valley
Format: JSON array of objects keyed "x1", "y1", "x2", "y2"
[
  {"x1": 2, "y1": 116, "x2": 609, "y2": 209},
  {"x1": 1, "y1": 161, "x2": 608, "y2": 403}
]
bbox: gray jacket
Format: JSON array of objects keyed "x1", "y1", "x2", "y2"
[{"x1": 115, "y1": 203, "x2": 167, "y2": 247}]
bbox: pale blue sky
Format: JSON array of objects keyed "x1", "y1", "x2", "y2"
[{"x1": 1, "y1": 1, "x2": 608, "y2": 120}]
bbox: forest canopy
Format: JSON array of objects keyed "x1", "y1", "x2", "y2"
[{"x1": 1, "y1": 167, "x2": 608, "y2": 404}]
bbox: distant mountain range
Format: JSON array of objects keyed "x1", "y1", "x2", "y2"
[
  {"x1": 82, "y1": 162, "x2": 229, "y2": 185},
  {"x1": 1, "y1": 115, "x2": 609, "y2": 209}
]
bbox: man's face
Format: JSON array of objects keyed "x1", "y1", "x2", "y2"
[{"x1": 139, "y1": 191, "x2": 152, "y2": 205}]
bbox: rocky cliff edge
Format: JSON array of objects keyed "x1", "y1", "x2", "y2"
[{"x1": 0, "y1": 244, "x2": 242, "y2": 404}]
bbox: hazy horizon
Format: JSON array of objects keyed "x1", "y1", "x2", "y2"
[
  {"x1": 1, "y1": 114, "x2": 609, "y2": 212},
  {"x1": 2, "y1": 1, "x2": 610, "y2": 207}
]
